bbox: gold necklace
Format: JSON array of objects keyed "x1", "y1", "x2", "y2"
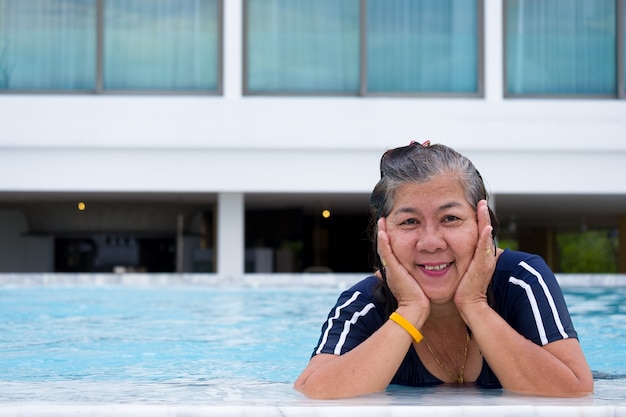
[{"x1": 424, "y1": 332, "x2": 470, "y2": 384}]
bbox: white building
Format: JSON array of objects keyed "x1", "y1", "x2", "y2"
[{"x1": 1, "y1": 0, "x2": 625, "y2": 275}]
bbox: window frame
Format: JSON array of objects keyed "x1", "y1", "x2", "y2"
[
  {"x1": 503, "y1": 0, "x2": 624, "y2": 99},
  {"x1": 242, "y1": 0, "x2": 484, "y2": 98},
  {"x1": 242, "y1": 0, "x2": 362, "y2": 97},
  {"x1": 0, "y1": 0, "x2": 224, "y2": 95},
  {"x1": 615, "y1": 0, "x2": 626, "y2": 99}
]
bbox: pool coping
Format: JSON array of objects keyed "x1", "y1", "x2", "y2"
[
  {"x1": 0, "y1": 404, "x2": 625, "y2": 417},
  {"x1": 1, "y1": 272, "x2": 625, "y2": 288}
]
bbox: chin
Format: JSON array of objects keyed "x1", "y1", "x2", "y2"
[{"x1": 425, "y1": 291, "x2": 456, "y2": 305}]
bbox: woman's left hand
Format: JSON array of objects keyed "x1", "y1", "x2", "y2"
[
  {"x1": 451, "y1": 202, "x2": 593, "y2": 397},
  {"x1": 454, "y1": 200, "x2": 497, "y2": 308}
]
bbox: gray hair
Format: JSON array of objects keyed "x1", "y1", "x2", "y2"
[
  {"x1": 369, "y1": 142, "x2": 499, "y2": 270},
  {"x1": 370, "y1": 142, "x2": 490, "y2": 220}
]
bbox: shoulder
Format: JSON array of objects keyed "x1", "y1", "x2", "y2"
[
  {"x1": 313, "y1": 275, "x2": 386, "y2": 356},
  {"x1": 343, "y1": 275, "x2": 382, "y2": 297},
  {"x1": 493, "y1": 249, "x2": 555, "y2": 286},
  {"x1": 331, "y1": 275, "x2": 383, "y2": 312},
  {"x1": 491, "y1": 250, "x2": 577, "y2": 345},
  {"x1": 491, "y1": 249, "x2": 563, "y2": 310},
  {"x1": 495, "y1": 249, "x2": 549, "y2": 273}
]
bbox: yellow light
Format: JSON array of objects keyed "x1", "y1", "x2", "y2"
[
  {"x1": 77, "y1": 202, "x2": 86, "y2": 211},
  {"x1": 322, "y1": 209, "x2": 331, "y2": 219}
]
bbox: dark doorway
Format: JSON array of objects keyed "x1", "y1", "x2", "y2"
[{"x1": 54, "y1": 236, "x2": 176, "y2": 273}]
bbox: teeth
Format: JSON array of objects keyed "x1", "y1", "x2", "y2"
[{"x1": 424, "y1": 264, "x2": 449, "y2": 271}]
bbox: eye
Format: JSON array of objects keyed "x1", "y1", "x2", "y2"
[
  {"x1": 442, "y1": 215, "x2": 461, "y2": 223},
  {"x1": 400, "y1": 218, "x2": 419, "y2": 226}
]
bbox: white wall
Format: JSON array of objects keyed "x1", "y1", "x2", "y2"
[
  {"x1": 0, "y1": 98, "x2": 624, "y2": 196},
  {"x1": 1, "y1": 0, "x2": 625, "y2": 196}
]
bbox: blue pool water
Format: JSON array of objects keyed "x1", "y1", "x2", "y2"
[{"x1": 0, "y1": 280, "x2": 625, "y2": 405}]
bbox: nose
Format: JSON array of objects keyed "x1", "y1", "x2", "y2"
[{"x1": 415, "y1": 225, "x2": 447, "y2": 253}]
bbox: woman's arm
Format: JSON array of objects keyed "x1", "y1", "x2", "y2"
[
  {"x1": 458, "y1": 301, "x2": 593, "y2": 396},
  {"x1": 455, "y1": 201, "x2": 593, "y2": 396},
  {"x1": 293, "y1": 304, "x2": 421, "y2": 399},
  {"x1": 295, "y1": 218, "x2": 431, "y2": 399}
]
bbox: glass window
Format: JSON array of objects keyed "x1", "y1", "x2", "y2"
[
  {"x1": 0, "y1": 0, "x2": 96, "y2": 91},
  {"x1": 367, "y1": 0, "x2": 479, "y2": 94},
  {"x1": 245, "y1": 0, "x2": 481, "y2": 96},
  {"x1": 505, "y1": 0, "x2": 616, "y2": 96},
  {"x1": 104, "y1": 0, "x2": 220, "y2": 91},
  {"x1": 245, "y1": 0, "x2": 360, "y2": 94}
]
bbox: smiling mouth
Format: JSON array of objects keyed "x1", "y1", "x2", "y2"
[{"x1": 421, "y1": 263, "x2": 451, "y2": 271}]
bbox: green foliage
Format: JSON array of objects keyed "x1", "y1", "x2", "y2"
[
  {"x1": 557, "y1": 230, "x2": 618, "y2": 273},
  {"x1": 497, "y1": 237, "x2": 518, "y2": 251}
]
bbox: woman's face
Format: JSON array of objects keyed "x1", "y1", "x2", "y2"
[{"x1": 385, "y1": 174, "x2": 479, "y2": 304}]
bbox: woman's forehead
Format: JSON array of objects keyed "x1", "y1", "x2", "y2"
[{"x1": 391, "y1": 178, "x2": 470, "y2": 210}]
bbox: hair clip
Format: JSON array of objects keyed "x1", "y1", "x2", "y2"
[{"x1": 410, "y1": 140, "x2": 431, "y2": 147}]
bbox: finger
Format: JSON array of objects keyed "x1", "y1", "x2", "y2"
[
  {"x1": 377, "y1": 218, "x2": 399, "y2": 270},
  {"x1": 482, "y1": 225, "x2": 495, "y2": 256},
  {"x1": 476, "y1": 201, "x2": 494, "y2": 256},
  {"x1": 477, "y1": 200, "x2": 491, "y2": 232},
  {"x1": 377, "y1": 217, "x2": 390, "y2": 265}
]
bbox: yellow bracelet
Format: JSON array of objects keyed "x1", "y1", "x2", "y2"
[{"x1": 389, "y1": 312, "x2": 423, "y2": 343}]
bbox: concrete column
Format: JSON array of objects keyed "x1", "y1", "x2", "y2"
[
  {"x1": 483, "y1": 0, "x2": 503, "y2": 102},
  {"x1": 619, "y1": 216, "x2": 626, "y2": 273},
  {"x1": 222, "y1": 0, "x2": 242, "y2": 99},
  {"x1": 217, "y1": 192, "x2": 245, "y2": 277}
]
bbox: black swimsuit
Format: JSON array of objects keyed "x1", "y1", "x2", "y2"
[{"x1": 311, "y1": 249, "x2": 578, "y2": 389}]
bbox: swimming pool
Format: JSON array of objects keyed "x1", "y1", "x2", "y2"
[{"x1": 0, "y1": 273, "x2": 625, "y2": 416}]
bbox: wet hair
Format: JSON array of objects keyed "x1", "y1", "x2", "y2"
[{"x1": 368, "y1": 142, "x2": 500, "y2": 315}]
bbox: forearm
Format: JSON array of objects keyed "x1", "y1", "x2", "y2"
[
  {"x1": 459, "y1": 302, "x2": 593, "y2": 397},
  {"x1": 295, "y1": 307, "x2": 424, "y2": 399}
]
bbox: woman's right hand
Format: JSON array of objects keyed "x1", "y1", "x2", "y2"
[
  {"x1": 294, "y1": 218, "x2": 432, "y2": 399},
  {"x1": 377, "y1": 217, "x2": 430, "y2": 321}
]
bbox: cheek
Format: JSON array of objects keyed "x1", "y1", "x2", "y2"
[
  {"x1": 387, "y1": 230, "x2": 415, "y2": 255},
  {"x1": 451, "y1": 229, "x2": 479, "y2": 263}
]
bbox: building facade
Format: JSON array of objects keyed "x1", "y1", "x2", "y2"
[{"x1": 1, "y1": 0, "x2": 626, "y2": 275}]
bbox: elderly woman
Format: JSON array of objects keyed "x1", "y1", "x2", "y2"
[{"x1": 294, "y1": 141, "x2": 593, "y2": 399}]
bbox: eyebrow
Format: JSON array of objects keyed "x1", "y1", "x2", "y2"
[
  {"x1": 439, "y1": 201, "x2": 466, "y2": 210},
  {"x1": 392, "y1": 201, "x2": 466, "y2": 216}
]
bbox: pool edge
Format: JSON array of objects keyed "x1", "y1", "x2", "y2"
[{"x1": 1, "y1": 404, "x2": 625, "y2": 417}]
